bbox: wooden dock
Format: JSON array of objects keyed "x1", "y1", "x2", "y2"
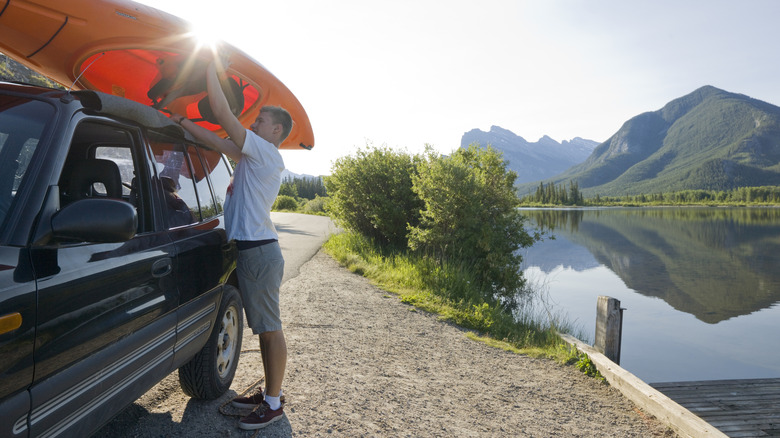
[{"x1": 651, "y1": 378, "x2": 780, "y2": 437}]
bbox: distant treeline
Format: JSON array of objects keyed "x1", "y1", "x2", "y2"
[
  {"x1": 523, "y1": 181, "x2": 584, "y2": 205},
  {"x1": 278, "y1": 176, "x2": 327, "y2": 200},
  {"x1": 273, "y1": 176, "x2": 328, "y2": 214},
  {"x1": 520, "y1": 181, "x2": 780, "y2": 206}
]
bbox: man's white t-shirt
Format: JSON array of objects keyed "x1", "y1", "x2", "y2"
[{"x1": 223, "y1": 130, "x2": 285, "y2": 241}]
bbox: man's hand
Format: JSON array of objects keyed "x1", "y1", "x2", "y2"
[
  {"x1": 172, "y1": 112, "x2": 243, "y2": 163},
  {"x1": 209, "y1": 51, "x2": 232, "y2": 78},
  {"x1": 205, "y1": 52, "x2": 247, "y2": 151},
  {"x1": 215, "y1": 51, "x2": 231, "y2": 72}
]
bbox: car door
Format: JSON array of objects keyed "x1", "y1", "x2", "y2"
[
  {"x1": 27, "y1": 119, "x2": 180, "y2": 438},
  {"x1": 146, "y1": 138, "x2": 232, "y2": 366},
  {"x1": 0, "y1": 96, "x2": 52, "y2": 438},
  {"x1": 0, "y1": 246, "x2": 36, "y2": 438}
]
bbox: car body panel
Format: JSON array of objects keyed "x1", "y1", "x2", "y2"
[
  {"x1": 0, "y1": 247, "x2": 36, "y2": 438},
  {"x1": 0, "y1": 81, "x2": 240, "y2": 437}
]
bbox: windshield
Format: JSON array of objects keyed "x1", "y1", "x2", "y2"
[{"x1": 0, "y1": 94, "x2": 54, "y2": 229}]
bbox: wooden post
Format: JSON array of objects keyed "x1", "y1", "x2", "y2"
[{"x1": 594, "y1": 296, "x2": 623, "y2": 364}]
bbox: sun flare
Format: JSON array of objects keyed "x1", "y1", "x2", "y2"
[{"x1": 189, "y1": 23, "x2": 222, "y2": 52}]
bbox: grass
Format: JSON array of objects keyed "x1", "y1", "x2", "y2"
[{"x1": 323, "y1": 231, "x2": 604, "y2": 380}]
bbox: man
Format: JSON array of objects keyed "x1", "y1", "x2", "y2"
[{"x1": 171, "y1": 56, "x2": 290, "y2": 430}]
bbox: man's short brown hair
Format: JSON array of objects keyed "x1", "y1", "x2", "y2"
[{"x1": 261, "y1": 106, "x2": 293, "y2": 143}]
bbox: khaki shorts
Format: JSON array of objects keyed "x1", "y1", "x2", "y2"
[{"x1": 236, "y1": 241, "x2": 284, "y2": 334}]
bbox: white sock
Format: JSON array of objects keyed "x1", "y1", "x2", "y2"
[
  {"x1": 265, "y1": 394, "x2": 281, "y2": 410},
  {"x1": 264, "y1": 389, "x2": 283, "y2": 398},
  {"x1": 260, "y1": 389, "x2": 284, "y2": 398}
]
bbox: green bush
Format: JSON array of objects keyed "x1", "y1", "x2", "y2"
[
  {"x1": 408, "y1": 144, "x2": 538, "y2": 299},
  {"x1": 302, "y1": 195, "x2": 328, "y2": 214},
  {"x1": 272, "y1": 195, "x2": 299, "y2": 211},
  {"x1": 325, "y1": 144, "x2": 423, "y2": 248},
  {"x1": 325, "y1": 143, "x2": 539, "y2": 304}
]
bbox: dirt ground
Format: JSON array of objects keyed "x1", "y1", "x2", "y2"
[{"x1": 96, "y1": 250, "x2": 675, "y2": 437}]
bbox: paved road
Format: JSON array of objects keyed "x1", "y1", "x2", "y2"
[{"x1": 271, "y1": 212, "x2": 337, "y2": 284}]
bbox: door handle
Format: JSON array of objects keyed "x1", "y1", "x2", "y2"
[
  {"x1": 0, "y1": 313, "x2": 22, "y2": 335},
  {"x1": 151, "y1": 258, "x2": 173, "y2": 278}
]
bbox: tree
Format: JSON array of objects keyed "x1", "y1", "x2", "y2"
[
  {"x1": 521, "y1": 180, "x2": 583, "y2": 206},
  {"x1": 278, "y1": 176, "x2": 327, "y2": 200},
  {"x1": 408, "y1": 144, "x2": 538, "y2": 297},
  {"x1": 325, "y1": 144, "x2": 423, "y2": 248},
  {"x1": 278, "y1": 179, "x2": 298, "y2": 197}
]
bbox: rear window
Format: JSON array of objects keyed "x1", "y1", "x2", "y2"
[
  {"x1": 0, "y1": 96, "x2": 53, "y2": 230},
  {"x1": 148, "y1": 139, "x2": 232, "y2": 229}
]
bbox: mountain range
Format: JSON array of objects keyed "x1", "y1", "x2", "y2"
[
  {"x1": 548, "y1": 86, "x2": 780, "y2": 196},
  {"x1": 466, "y1": 86, "x2": 780, "y2": 197},
  {"x1": 460, "y1": 127, "x2": 598, "y2": 184}
]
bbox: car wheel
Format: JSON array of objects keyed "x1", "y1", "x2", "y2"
[{"x1": 178, "y1": 285, "x2": 243, "y2": 399}]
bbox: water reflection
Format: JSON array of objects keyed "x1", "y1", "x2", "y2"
[{"x1": 522, "y1": 208, "x2": 780, "y2": 324}]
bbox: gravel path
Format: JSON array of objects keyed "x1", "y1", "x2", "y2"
[{"x1": 96, "y1": 249, "x2": 674, "y2": 437}]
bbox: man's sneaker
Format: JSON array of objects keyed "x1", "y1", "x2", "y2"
[
  {"x1": 231, "y1": 391, "x2": 286, "y2": 409},
  {"x1": 231, "y1": 390, "x2": 264, "y2": 409},
  {"x1": 238, "y1": 402, "x2": 284, "y2": 430}
]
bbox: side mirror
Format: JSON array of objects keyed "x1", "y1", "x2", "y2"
[{"x1": 52, "y1": 199, "x2": 137, "y2": 243}]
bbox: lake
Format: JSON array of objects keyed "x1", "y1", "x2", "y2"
[{"x1": 519, "y1": 207, "x2": 780, "y2": 384}]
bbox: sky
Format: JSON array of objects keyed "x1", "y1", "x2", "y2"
[{"x1": 138, "y1": 0, "x2": 780, "y2": 176}]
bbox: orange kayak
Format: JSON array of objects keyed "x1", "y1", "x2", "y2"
[{"x1": 0, "y1": 0, "x2": 314, "y2": 149}]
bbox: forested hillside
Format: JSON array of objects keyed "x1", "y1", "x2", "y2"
[{"x1": 518, "y1": 86, "x2": 780, "y2": 196}]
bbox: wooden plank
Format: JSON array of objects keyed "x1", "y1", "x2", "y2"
[
  {"x1": 650, "y1": 378, "x2": 780, "y2": 437},
  {"x1": 720, "y1": 433, "x2": 771, "y2": 436},
  {"x1": 559, "y1": 333, "x2": 729, "y2": 438},
  {"x1": 687, "y1": 407, "x2": 780, "y2": 417},
  {"x1": 562, "y1": 324, "x2": 780, "y2": 438},
  {"x1": 655, "y1": 388, "x2": 780, "y2": 400},
  {"x1": 703, "y1": 420, "x2": 777, "y2": 429},
  {"x1": 653, "y1": 378, "x2": 780, "y2": 387},
  {"x1": 658, "y1": 392, "x2": 780, "y2": 400},
  {"x1": 671, "y1": 396, "x2": 780, "y2": 407},
  {"x1": 655, "y1": 383, "x2": 780, "y2": 393}
]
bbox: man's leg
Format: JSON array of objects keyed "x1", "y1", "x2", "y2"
[
  {"x1": 235, "y1": 242, "x2": 287, "y2": 429},
  {"x1": 237, "y1": 330, "x2": 286, "y2": 430},
  {"x1": 260, "y1": 330, "x2": 287, "y2": 404},
  {"x1": 259, "y1": 335, "x2": 268, "y2": 387},
  {"x1": 233, "y1": 242, "x2": 284, "y2": 413}
]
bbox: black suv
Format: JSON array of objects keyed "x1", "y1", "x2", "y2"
[{"x1": 0, "y1": 81, "x2": 243, "y2": 437}]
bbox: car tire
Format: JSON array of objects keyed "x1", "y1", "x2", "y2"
[{"x1": 178, "y1": 285, "x2": 243, "y2": 399}]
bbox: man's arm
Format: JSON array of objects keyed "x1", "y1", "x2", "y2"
[
  {"x1": 206, "y1": 59, "x2": 247, "y2": 150},
  {"x1": 173, "y1": 114, "x2": 243, "y2": 163},
  {"x1": 172, "y1": 57, "x2": 246, "y2": 163}
]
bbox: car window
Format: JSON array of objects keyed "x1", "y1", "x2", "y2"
[
  {"x1": 59, "y1": 121, "x2": 153, "y2": 234},
  {"x1": 149, "y1": 139, "x2": 232, "y2": 228},
  {"x1": 95, "y1": 146, "x2": 133, "y2": 197},
  {"x1": 187, "y1": 145, "x2": 218, "y2": 220},
  {"x1": 150, "y1": 142, "x2": 200, "y2": 227},
  {"x1": 201, "y1": 149, "x2": 232, "y2": 214},
  {"x1": 0, "y1": 97, "x2": 53, "y2": 231}
]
